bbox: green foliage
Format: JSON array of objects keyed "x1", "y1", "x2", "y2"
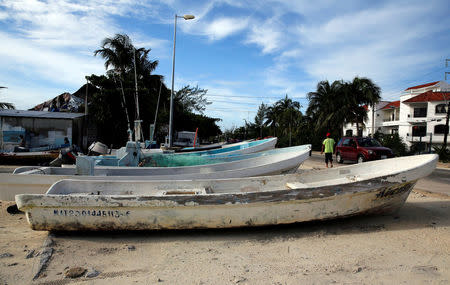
[
  {"x1": 225, "y1": 76, "x2": 381, "y2": 151},
  {"x1": 374, "y1": 132, "x2": 408, "y2": 156},
  {"x1": 0, "y1": 102, "x2": 15, "y2": 110},
  {"x1": 88, "y1": 34, "x2": 221, "y2": 147},
  {"x1": 433, "y1": 145, "x2": 450, "y2": 162},
  {"x1": 264, "y1": 95, "x2": 303, "y2": 147},
  {"x1": 307, "y1": 77, "x2": 381, "y2": 139},
  {"x1": 174, "y1": 85, "x2": 211, "y2": 114},
  {"x1": 224, "y1": 95, "x2": 307, "y2": 147},
  {"x1": 409, "y1": 142, "x2": 427, "y2": 155},
  {"x1": 0, "y1": 87, "x2": 14, "y2": 110}
]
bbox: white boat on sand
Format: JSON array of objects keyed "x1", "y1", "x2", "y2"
[
  {"x1": 16, "y1": 154, "x2": 437, "y2": 231},
  {"x1": 0, "y1": 145, "x2": 310, "y2": 200}
]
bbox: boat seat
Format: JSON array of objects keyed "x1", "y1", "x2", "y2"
[
  {"x1": 286, "y1": 182, "x2": 309, "y2": 189},
  {"x1": 157, "y1": 187, "x2": 211, "y2": 196}
]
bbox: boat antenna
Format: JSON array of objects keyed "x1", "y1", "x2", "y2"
[
  {"x1": 152, "y1": 79, "x2": 163, "y2": 142},
  {"x1": 133, "y1": 47, "x2": 143, "y2": 142},
  {"x1": 110, "y1": 71, "x2": 132, "y2": 141}
]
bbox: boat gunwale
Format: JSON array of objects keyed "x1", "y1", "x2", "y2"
[{"x1": 15, "y1": 176, "x2": 419, "y2": 209}]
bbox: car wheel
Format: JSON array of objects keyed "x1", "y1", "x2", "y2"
[
  {"x1": 336, "y1": 153, "x2": 343, "y2": 163},
  {"x1": 357, "y1": 155, "x2": 365, "y2": 164}
]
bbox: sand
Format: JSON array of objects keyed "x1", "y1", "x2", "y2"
[{"x1": 0, "y1": 158, "x2": 449, "y2": 284}]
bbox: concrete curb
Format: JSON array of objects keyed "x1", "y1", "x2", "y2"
[{"x1": 436, "y1": 167, "x2": 450, "y2": 171}]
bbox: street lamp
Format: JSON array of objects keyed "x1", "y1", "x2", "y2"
[{"x1": 168, "y1": 14, "x2": 195, "y2": 148}]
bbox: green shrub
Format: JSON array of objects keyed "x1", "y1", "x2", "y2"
[
  {"x1": 433, "y1": 145, "x2": 450, "y2": 162},
  {"x1": 375, "y1": 132, "x2": 408, "y2": 156}
]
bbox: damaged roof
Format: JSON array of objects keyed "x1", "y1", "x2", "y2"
[{"x1": 0, "y1": 109, "x2": 85, "y2": 119}]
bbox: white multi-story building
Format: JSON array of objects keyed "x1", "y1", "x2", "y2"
[{"x1": 343, "y1": 80, "x2": 450, "y2": 150}]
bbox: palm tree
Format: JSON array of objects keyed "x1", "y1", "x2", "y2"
[
  {"x1": 254, "y1": 103, "x2": 268, "y2": 138},
  {"x1": 94, "y1": 34, "x2": 160, "y2": 137},
  {"x1": 94, "y1": 34, "x2": 158, "y2": 79},
  {"x1": 0, "y1": 87, "x2": 14, "y2": 110},
  {"x1": 265, "y1": 95, "x2": 302, "y2": 146},
  {"x1": 343, "y1": 77, "x2": 381, "y2": 135},
  {"x1": 307, "y1": 80, "x2": 348, "y2": 137}
]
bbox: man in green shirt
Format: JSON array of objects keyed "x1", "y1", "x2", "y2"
[{"x1": 321, "y1": 133, "x2": 335, "y2": 168}]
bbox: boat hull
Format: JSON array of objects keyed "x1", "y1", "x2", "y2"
[
  {"x1": 1, "y1": 145, "x2": 310, "y2": 200},
  {"x1": 17, "y1": 179, "x2": 416, "y2": 231}
]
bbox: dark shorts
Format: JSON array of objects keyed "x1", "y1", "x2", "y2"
[{"x1": 325, "y1": 153, "x2": 333, "y2": 163}]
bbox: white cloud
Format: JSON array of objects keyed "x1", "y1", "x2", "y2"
[
  {"x1": 186, "y1": 17, "x2": 249, "y2": 41},
  {"x1": 245, "y1": 20, "x2": 283, "y2": 54},
  {"x1": 0, "y1": 31, "x2": 104, "y2": 88},
  {"x1": 266, "y1": 1, "x2": 450, "y2": 101}
]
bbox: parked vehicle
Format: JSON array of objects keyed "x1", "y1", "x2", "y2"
[{"x1": 335, "y1": 137, "x2": 394, "y2": 163}]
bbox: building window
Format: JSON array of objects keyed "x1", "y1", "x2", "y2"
[
  {"x1": 345, "y1": 130, "x2": 353, "y2": 136},
  {"x1": 412, "y1": 125, "x2": 426, "y2": 137},
  {"x1": 435, "y1": 104, "x2": 447, "y2": 114},
  {"x1": 413, "y1": 107, "x2": 427, "y2": 118},
  {"x1": 434, "y1": 124, "x2": 449, "y2": 135},
  {"x1": 391, "y1": 129, "x2": 398, "y2": 134}
]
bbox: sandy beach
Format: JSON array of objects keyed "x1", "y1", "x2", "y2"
[{"x1": 0, "y1": 159, "x2": 449, "y2": 284}]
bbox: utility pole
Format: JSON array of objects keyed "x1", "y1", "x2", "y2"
[
  {"x1": 443, "y1": 100, "x2": 449, "y2": 149},
  {"x1": 446, "y1": 59, "x2": 450, "y2": 80},
  {"x1": 443, "y1": 59, "x2": 450, "y2": 151}
]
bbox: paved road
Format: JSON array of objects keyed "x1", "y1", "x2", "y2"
[{"x1": 309, "y1": 152, "x2": 450, "y2": 196}]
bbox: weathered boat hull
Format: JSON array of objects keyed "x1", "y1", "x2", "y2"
[
  {"x1": 0, "y1": 151, "x2": 58, "y2": 165},
  {"x1": 15, "y1": 154, "x2": 437, "y2": 231},
  {"x1": 18, "y1": 180, "x2": 415, "y2": 231}
]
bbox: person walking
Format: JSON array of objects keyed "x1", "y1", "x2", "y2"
[{"x1": 321, "y1": 132, "x2": 335, "y2": 168}]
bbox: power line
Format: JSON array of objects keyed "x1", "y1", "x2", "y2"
[
  {"x1": 206, "y1": 107, "x2": 257, "y2": 112},
  {"x1": 206, "y1": 94, "x2": 309, "y2": 100},
  {"x1": 209, "y1": 99, "x2": 263, "y2": 104}
]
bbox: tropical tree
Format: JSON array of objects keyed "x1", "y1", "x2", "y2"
[
  {"x1": 89, "y1": 34, "x2": 221, "y2": 146},
  {"x1": 255, "y1": 103, "x2": 268, "y2": 138},
  {"x1": 307, "y1": 77, "x2": 381, "y2": 139},
  {"x1": 93, "y1": 34, "x2": 165, "y2": 141},
  {"x1": 174, "y1": 85, "x2": 211, "y2": 114},
  {"x1": 343, "y1": 77, "x2": 381, "y2": 135},
  {"x1": 307, "y1": 80, "x2": 347, "y2": 138},
  {"x1": 0, "y1": 87, "x2": 14, "y2": 110},
  {"x1": 94, "y1": 34, "x2": 157, "y2": 77},
  {"x1": 265, "y1": 95, "x2": 302, "y2": 146}
]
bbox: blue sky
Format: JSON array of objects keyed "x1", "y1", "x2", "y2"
[{"x1": 0, "y1": 0, "x2": 449, "y2": 130}]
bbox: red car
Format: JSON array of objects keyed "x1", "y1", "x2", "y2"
[{"x1": 335, "y1": 137, "x2": 394, "y2": 164}]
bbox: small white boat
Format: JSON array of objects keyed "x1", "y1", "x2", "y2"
[
  {"x1": 15, "y1": 154, "x2": 437, "y2": 231},
  {"x1": 86, "y1": 138, "x2": 277, "y2": 167},
  {"x1": 0, "y1": 145, "x2": 310, "y2": 200}
]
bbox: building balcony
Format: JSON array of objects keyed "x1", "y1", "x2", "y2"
[
  {"x1": 406, "y1": 115, "x2": 445, "y2": 124},
  {"x1": 406, "y1": 134, "x2": 447, "y2": 143},
  {"x1": 406, "y1": 115, "x2": 428, "y2": 123},
  {"x1": 382, "y1": 120, "x2": 400, "y2": 127}
]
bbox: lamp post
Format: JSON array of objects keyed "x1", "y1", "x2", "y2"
[{"x1": 168, "y1": 14, "x2": 195, "y2": 148}]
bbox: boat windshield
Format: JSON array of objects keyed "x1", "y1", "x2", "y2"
[{"x1": 357, "y1": 138, "x2": 382, "y2": 147}]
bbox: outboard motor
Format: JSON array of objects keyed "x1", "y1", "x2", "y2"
[
  {"x1": 49, "y1": 145, "x2": 80, "y2": 166},
  {"x1": 88, "y1": 141, "x2": 109, "y2": 156}
]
